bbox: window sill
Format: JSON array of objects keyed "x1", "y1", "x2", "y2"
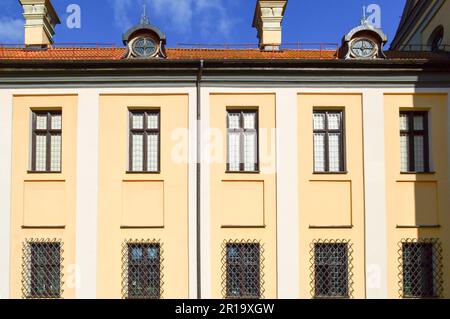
[
  {"x1": 313, "y1": 171, "x2": 348, "y2": 175},
  {"x1": 396, "y1": 225, "x2": 441, "y2": 229},
  {"x1": 400, "y1": 172, "x2": 436, "y2": 175},
  {"x1": 126, "y1": 171, "x2": 161, "y2": 174},
  {"x1": 225, "y1": 171, "x2": 260, "y2": 174},
  {"x1": 309, "y1": 225, "x2": 353, "y2": 229},
  {"x1": 22, "y1": 225, "x2": 65, "y2": 229},
  {"x1": 27, "y1": 171, "x2": 62, "y2": 174},
  {"x1": 313, "y1": 296, "x2": 350, "y2": 300}
]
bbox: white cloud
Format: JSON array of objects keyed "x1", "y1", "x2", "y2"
[
  {"x1": 109, "y1": 0, "x2": 236, "y2": 39},
  {"x1": 0, "y1": 18, "x2": 23, "y2": 43},
  {"x1": 109, "y1": 0, "x2": 135, "y2": 30}
]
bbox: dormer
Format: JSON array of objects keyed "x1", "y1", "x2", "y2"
[
  {"x1": 339, "y1": 15, "x2": 388, "y2": 59},
  {"x1": 122, "y1": 7, "x2": 167, "y2": 59}
]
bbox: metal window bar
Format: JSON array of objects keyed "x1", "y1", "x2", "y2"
[
  {"x1": 31, "y1": 111, "x2": 62, "y2": 172},
  {"x1": 313, "y1": 110, "x2": 345, "y2": 172},
  {"x1": 122, "y1": 240, "x2": 164, "y2": 299},
  {"x1": 129, "y1": 110, "x2": 161, "y2": 172},
  {"x1": 22, "y1": 239, "x2": 63, "y2": 299},
  {"x1": 226, "y1": 110, "x2": 259, "y2": 172},
  {"x1": 399, "y1": 239, "x2": 443, "y2": 298},
  {"x1": 400, "y1": 111, "x2": 430, "y2": 173},
  {"x1": 222, "y1": 240, "x2": 264, "y2": 299}
]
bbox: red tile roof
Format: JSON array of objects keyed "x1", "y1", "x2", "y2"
[
  {"x1": 0, "y1": 47, "x2": 337, "y2": 60},
  {"x1": 0, "y1": 47, "x2": 448, "y2": 62}
]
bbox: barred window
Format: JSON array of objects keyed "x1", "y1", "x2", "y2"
[
  {"x1": 313, "y1": 243, "x2": 349, "y2": 298},
  {"x1": 31, "y1": 111, "x2": 62, "y2": 172},
  {"x1": 402, "y1": 241, "x2": 442, "y2": 298},
  {"x1": 125, "y1": 243, "x2": 161, "y2": 299},
  {"x1": 400, "y1": 111, "x2": 429, "y2": 172},
  {"x1": 225, "y1": 243, "x2": 261, "y2": 299},
  {"x1": 23, "y1": 241, "x2": 62, "y2": 299},
  {"x1": 227, "y1": 111, "x2": 258, "y2": 172},
  {"x1": 129, "y1": 110, "x2": 160, "y2": 172},
  {"x1": 313, "y1": 110, "x2": 345, "y2": 172}
]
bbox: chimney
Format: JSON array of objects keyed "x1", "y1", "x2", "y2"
[
  {"x1": 19, "y1": 0, "x2": 61, "y2": 47},
  {"x1": 252, "y1": 0, "x2": 288, "y2": 51}
]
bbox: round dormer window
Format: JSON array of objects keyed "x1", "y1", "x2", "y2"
[
  {"x1": 350, "y1": 38, "x2": 377, "y2": 58},
  {"x1": 429, "y1": 26, "x2": 444, "y2": 52},
  {"x1": 132, "y1": 37, "x2": 158, "y2": 57}
]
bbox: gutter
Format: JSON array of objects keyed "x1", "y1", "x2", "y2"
[{"x1": 196, "y1": 59, "x2": 204, "y2": 299}]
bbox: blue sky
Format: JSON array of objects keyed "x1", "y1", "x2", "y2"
[{"x1": 0, "y1": 0, "x2": 406, "y2": 48}]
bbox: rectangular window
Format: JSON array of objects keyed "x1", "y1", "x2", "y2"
[
  {"x1": 314, "y1": 243, "x2": 349, "y2": 298},
  {"x1": 26, "y1": 241, "x2": 62, "y2": 299},
  {"x1": 227, "y1": 110, "x2": 258, "y2": 172},
  {"x1": 129, "y1": 110, "x2": 160, "y2": 172},
  {"x1": 313, "y1": 110, "x2": 345, "y2": 172},
  {"x1": 225, "y1": 243, "x2": 261, "y2": 299},
  {"x1": 31, "y1": 111, "x2": 62, "y2": 172},
  {"x1": 126, "y1": 243, "x2": 161, "y2": 299},
  {"x1": 402, "y1": 242, "x2": 435, "y2": 298},
  {"x1": 400, "y1": 111, "x2": 429, "y2": 172}
]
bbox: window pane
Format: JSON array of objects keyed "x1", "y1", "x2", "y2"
[
  {"x1": 400, "y1": 134, "x2": 409, "y2": 172},
  {"x1": 243, "y1": 112, "x2": 256, "y2": 129},
  {"x1": 127, "y1": 243, "x2": 161, "y2": 299},
  {"x1": 402, "y1": 243, "x2": 434, "y2": 297},
  {"x1": 313, "y1": 113, "x2": 325, "y2": 130},
  {"x1": 147, "y1": 133, "x2": 159, "y2": 172},
  {"x1": 132, "y1": 134, "x2": 144, "y2": 171},
  {"x1": 226, "y1": 244, "x2": 260, "y2": 299},
  {"x1": 314, "y1": 133, "x2": 325, "y2": 172},
  {"x1": 51, "y1": 114, "x2": 62, "y2": 130},
  {"x1": 413, "y1": 115, "x2": 424, "y2": 130},
  {"x1": 228, "y1": 132, "x2": 240, "y2": 171},
  {"x1": 29, "y1": 242, "x2": 61, "y2": 298},
  {"x1": 314, "y1": 243, "x2": 348, "y2": 298},
  {"x1": 328, "y1": 133, "x2": 341, "y2": 172},
  {"x1": 36, "y1": 114, "x2": 47, "y2": 130},
  {"x1": 327, "y1": 113, "x2": 341, "y2": 130},
  {"x1": 228, "y1": 113, "x2": 240, "y2": 129},
  {"x1": 131, "y1": 247, "x2": 143, "y2": 262},
  {"x1": 35, "y1": 134, "x2": 47, "y2": 171},
  {"x1": 132, "y1": 113, "x2": 144, "y2": 129},
  {"x1": 243, "y1": 132, "x2": 257, "y2": 171},
  {"x1": 400, "y1": 114, "x2": 409, "y2": 130},
  {"x1": 50, "y1": 134, "x2": 61, "y2": 171},
  {"x1": 414, "y1": 136, "x2": 425, "y2": 172},
  {"x1": 147, "y1": 113, "x2": 159, "y2": 129}
]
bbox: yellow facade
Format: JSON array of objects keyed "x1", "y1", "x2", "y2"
[
  {"x1": 209, "y1": 94, "x2": 277, "y2": 298},
  {"x1": 97, "y1": 94, "x2": 190, "y2": 298},
  {"x1": 384, "y1": 94, "x2": 450, "y2": 298},
  {"x1": 298, "y1": 94, "x2": 365, "y2": 298},
  {"x1": 10, "y1": 95, "x2": 78, "y2": 298},
  {"x1": 2, "y1": 89, "x2": 449, "y2": 299},
  {"x1": 1, "y1": 0, "x2": 450, "y2": 302}
]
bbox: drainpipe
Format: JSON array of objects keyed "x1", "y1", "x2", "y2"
[{"x1": 196, "y1": 60, "x2": 204, "y2": 299}]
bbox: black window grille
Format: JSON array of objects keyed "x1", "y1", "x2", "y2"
[
  {"x1": 22, "y1": 240, "x2": 62, "y2": 299},
  {"x1": 313, "y1": 242, "x2": 350, "y2": 298},
  {"x1": 129, "y1": 110, "x2": 160, "y2": 172},
  {"x1": 123, "y1": 241, "x2": 162, "y2": 299},
  {"x1": 224, "y1": 242, "x2": 261, "y2": 299},
  {"x1": 401, "y1": 240, "x2": 443, "y2": 298},
  {"x1": 400, "y1": 111, "x2": 430, "y2": 173}
]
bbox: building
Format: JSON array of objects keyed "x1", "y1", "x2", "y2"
[
  {"x1": 391, "y1": 0, "x2": 450, "y2": 52},
  {"x1": 0, "y1": 0, "x2": 449, "y2": 299}
]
